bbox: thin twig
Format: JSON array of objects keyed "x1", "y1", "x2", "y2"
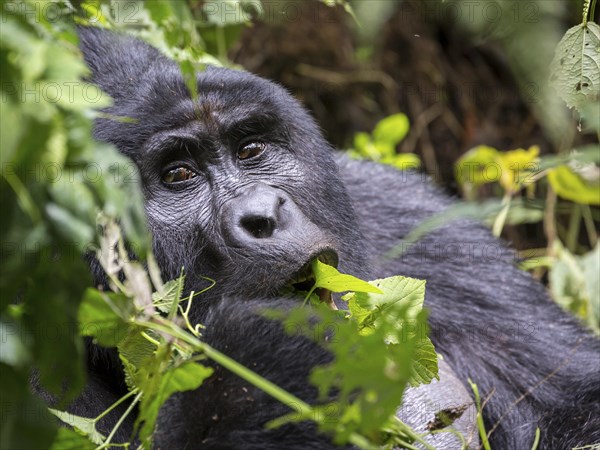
[{"x1": 486, "y1": 339, "x2": 586, "y2": 441}]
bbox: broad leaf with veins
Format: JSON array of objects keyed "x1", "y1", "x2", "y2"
[{"x1": 550, "y1": 21, "x2": 600, "y2": 122}]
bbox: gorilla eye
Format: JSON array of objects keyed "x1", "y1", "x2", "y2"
[
  {"x1": 162, "y1": 167, "x2": 197, "y2": 184},
  {"x1": 238, "y1": 142, "x2": 265, "y2": 160}
]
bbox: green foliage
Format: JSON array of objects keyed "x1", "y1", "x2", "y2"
[
  {"x1": 549, "y1": 242, "x2": 600, "y2": 333},
  {"x1": 0, "y1": 3, "x2": 147, "y2": 448},
  {"x1": 453, "y1": 142, "x2": 599, "y2": 329},
  {"x1": 550, "y1": 21, "x2": 600, "y2": 128},
  {"x1": 344, "y1": 277, "x2": 438, "y2": 387},
  {"x1": 547, "y1": 165, "x2": 600, "y2": 205},
  {"x1": 49, "y1": 428, "x2": 97, "y2": 450},
  {"x1": 79, "y1": 289, "x2": 132, "y2": 347},
  {"x1": 456, "y1": 144, "x2": 599, "y2": 203},
  {"x1": 3, "y1": 0, "x2": 597, "y2": 448},
  {"x1": 268, "y1": 272, "x2": 436, "y2": 447},
  {"x1": 456, "y1": 145, "x2": 540, "y2": 195},
  {"x1": 48, "y1": 410, "x2": 106, "y2": 445},
  {"x1": 349, "y1": 114, "x2": 421, "y2": 170},
  {"x1": 51, "y1": 221, "x2": 438, "y2": 449},
  {"x1": 311, "y1": 259, "x2": 383, "y2": 295},
  {"x1": 136, "y1": 360, "x2": 213, "y2": 443},
  {"x1": 77, "y1": 0, "x2": 258, "y2": 100},
  {"x1": 48, "y1": 223, "x2": 214, "y2": 448}
]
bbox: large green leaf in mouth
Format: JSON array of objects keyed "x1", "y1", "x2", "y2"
[{"x1": 296, "y1": 259, "x2": 384, "y2": 310}]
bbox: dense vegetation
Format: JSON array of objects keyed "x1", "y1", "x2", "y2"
[{"x1": 1, "y1": 1, "x2": 597, "y2": 449}]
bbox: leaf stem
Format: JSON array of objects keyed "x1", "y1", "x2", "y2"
[
  {"x1": 98, "y1": 391, "x2": 142, "y2": 449},
  {"x1": 95, "y1": 388, "x2": 139, "y2": 422},
  {"x1": 394, "y1": 416, "x2": 435, "y2": 450},
  {"x1": 492, "y1": 193, "x2": 512, "y2": 237},
  {"x1": 468, "y1": 379, "x2": 492, "y2": 450},
  {"x1": 303, "y1": 286, "x2": 317, "y2": 306},
  {"x1": 1, "y1": 170, "x2": 41, "y2": 223},
  {"x1": 429, "y1": 427, "x2": 468, "y2": 449},
  {"x1": 392, "y1": 417, "x2": 437, "y2": 450},
  {"x1": 581, "y1": 204, "x2": 598, "y2": 246},
  {"x1": 566, "y1": 204, "x2": 582, "y2": 252},
  {"x1": 583, "y1": 0, "x2": 592, "y2": 25},
  {"x1": 530, "y1": 427, "x2": 541, "y2": 450}
]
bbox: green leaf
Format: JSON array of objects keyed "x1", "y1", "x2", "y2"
[
  {"x1": 45, "y1": 203, "x2": 94, "y2": 246},
  {"x1": 312, "y1": 259, "x2": 383, "y2": 294},
  {"x1": 344, "y1": 276, "x2": 437, "y2": 387},
  {"x1": 48, "y1": 410, "x2": 105, "y2": 445},
  {"x1": 550, "y1": 22, "x2": 600, "y2": 120},
  {"x1": 410, "y1": 340, "x2": 439, "y2": 387},
  {"x1": 550, "y1": 243, "x2": 600, "y2": 333},
  {"x1": 455, "y1": 145, "x2": 500, "y2": 187},
  {"x1": 581, "y1": 245, "x2": 600, "y2": 331},
  {"x1": 49, "y1": 427, "x2": 96, "y2": 450},
  {"x1": 0, "y1": 319, "x2": 31, "y2": 367},
  {"x1": 345, "y1": 276, "x2": 426, "y2": 332},
  {"x1": 349, "y1": 114, "x2": 416, "y2": 169},
  {"x1": 117, "y1": 328, "x2": 157, "y2": 390},
  {"x1": 372, "y1": 113, "x2": 410, "y2": 147},
  {"x1": 137, "y1": 361, "x2": 213, "y2": 441},
  {"x1": 79, "y1": 289, "x2": 132, "y2": 347},
  {"x1": 547, "y1": 165, "x2": 600, "y2": 205},
  {"x1": 495, "y1": 146, "x2": 539, "y2": 191},
  {"x1": 48, "y1": 178, "x2": 97, "y2": 234},
  {"x1": 456, "y1": 144, "x2": 540, "y2": 192},
  {"x1": 144, "y1": 0, "x2": 174, "y2": 24},
  {"x1": 152, "y1": 276, "x2": 186, "y2": 315},
  {"x1": 352, "y1": 132, "x2": 371, "y2": 154},
  {"x1": 482, "y1": 198, "x2": 544, "y2": 226}
]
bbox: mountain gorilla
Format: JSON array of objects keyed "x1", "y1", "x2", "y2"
[{"x1": 66, "y1": 27, "x2": 600, "y2": 449}]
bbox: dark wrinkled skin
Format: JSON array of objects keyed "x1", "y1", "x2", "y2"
[{"x1": 42, "y1": 27, "x2": 599, "y2": 450}]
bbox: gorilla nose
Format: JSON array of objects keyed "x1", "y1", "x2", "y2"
[
  {"x1": 240, "y1": 216, "x2": 277, "y2": 239},
  {"x1": 227, "y1": 184, "x2": 286, "y2": 241}
]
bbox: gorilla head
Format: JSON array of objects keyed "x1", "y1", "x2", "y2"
[{"x1": 81, "y1": 27, "x2": 366, "y2": 312}]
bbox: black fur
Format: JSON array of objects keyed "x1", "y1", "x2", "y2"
[{"x1": 73, "y1": 27, "x2": 600, "y2": 449}]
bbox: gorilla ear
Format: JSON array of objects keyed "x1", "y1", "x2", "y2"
[{"x1": 77, "y1": 26, "x2": 164, "y2": 100}]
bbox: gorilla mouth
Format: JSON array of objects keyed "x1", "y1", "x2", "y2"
[{"x1": 287, "y1": 248, "x2": 339, "y2": 307}]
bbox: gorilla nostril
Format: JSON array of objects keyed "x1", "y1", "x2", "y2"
[{"x1": 240, "y1": 216, "x2": 276, "y2": 239}]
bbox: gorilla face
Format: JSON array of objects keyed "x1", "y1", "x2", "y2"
[
  {"x1": 140, "y1": 70, "x2": 349, "y2": 300},
  {"x1": 84, "y1": 30, "x2": 367, "y2": 307}
]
